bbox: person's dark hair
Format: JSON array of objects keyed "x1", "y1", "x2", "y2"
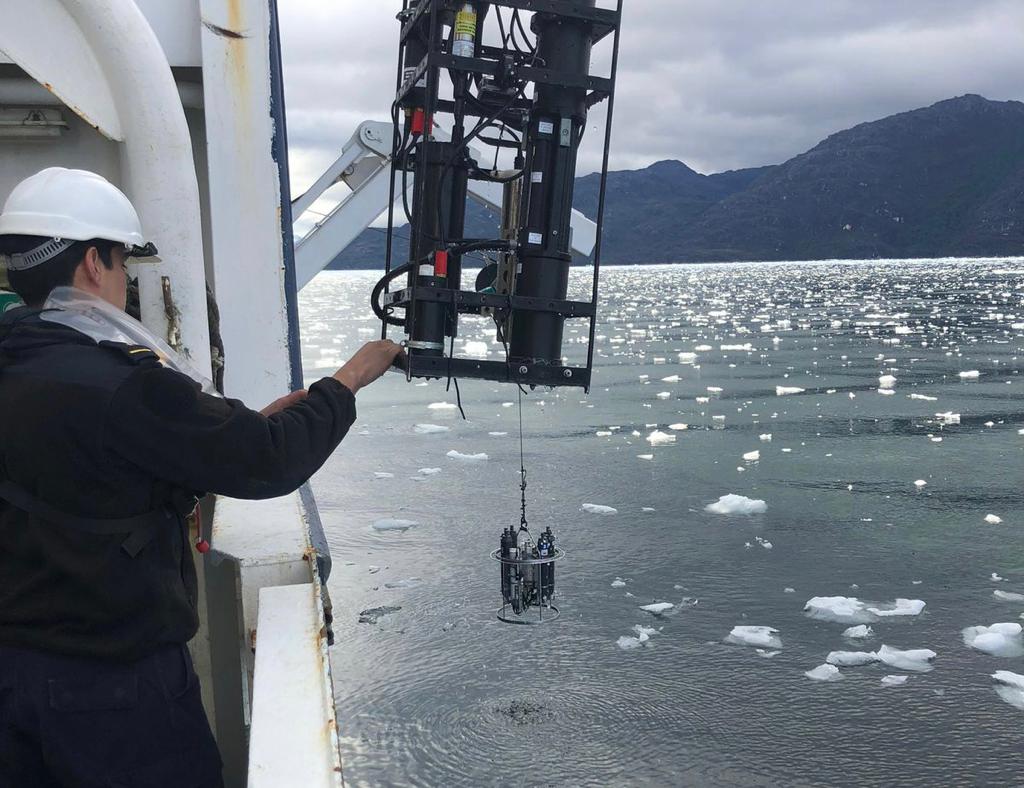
[{"x1": 0, "y1": 234, "x2": 116, "y2": 307}]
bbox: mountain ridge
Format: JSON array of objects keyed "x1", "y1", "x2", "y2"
[{"x1": 322, "y1": 94, "x2": 1024, "y2": 269}]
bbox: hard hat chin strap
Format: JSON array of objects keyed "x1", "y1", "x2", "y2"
[{"x1": 6, "y1": 237, "x2": 76, "y2": 271}]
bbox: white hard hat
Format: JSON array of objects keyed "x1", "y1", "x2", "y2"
[{"x1": 0, "y1": 167, "x2": 159, "y2": 270}]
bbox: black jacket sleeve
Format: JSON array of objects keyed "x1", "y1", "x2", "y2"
[{"x1": 101, "y1": 366, "x2": 356, "y2": 499}]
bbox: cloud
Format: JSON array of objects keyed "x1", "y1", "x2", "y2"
[{"x1": 279, "y1": 0, "x2": 1024, "y2": 189}]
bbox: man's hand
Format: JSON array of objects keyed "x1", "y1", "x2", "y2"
[
  {"x1": 334, "y1": 340, "x2": 405, "y2": 395},
  {"x1": 260, "y1": 389, "x2": 308, "y2": 416}
]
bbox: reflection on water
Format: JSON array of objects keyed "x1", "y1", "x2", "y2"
[{"x1": 301, "y1": 260, "x2": 1024, "y2": 787}]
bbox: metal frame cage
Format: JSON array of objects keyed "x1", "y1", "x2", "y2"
[{"x1": 374, "y1": 0, "x2": 623, "y2": 392}]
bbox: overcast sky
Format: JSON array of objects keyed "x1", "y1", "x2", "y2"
[{"x1": 279, "y1": 0, "x2": 1024, "y2": 195}]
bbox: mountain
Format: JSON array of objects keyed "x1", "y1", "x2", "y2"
[
  {"x1": 675, "y1": 94, "x2": 1024, "y2": 261},
  {"x1": 321, "y1": 94, "x2": 1024, "y2": 268}
]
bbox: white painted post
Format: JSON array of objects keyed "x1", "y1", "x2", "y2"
[{"x1": 199, "y1": 0, "x2": 295, "y2": 406}]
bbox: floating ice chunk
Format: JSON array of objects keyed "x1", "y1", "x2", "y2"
[
  {"x1": 992, "y1": 671, "x2": 1024, "y2": 711},
  {"x1": 962, "y1": 623, "x2": 1024, "y2": 657},
  {"x1": 677, "y1": 352, "x2": 697, "y2": 363},
  {"x1": 611, "y1": 579, "x2": 626, "y2": 588},
  {"x1": 488, "y1": 431, "x2": 508, "y2": 437},
  {"x1": 878, "y1": 388, "x2": 895, "y2": 396},
  {"x1": 415, "y1": 423, "x2": 450, "y2": 434},
  {"x1": 446, "y1": 450, "x2": 488, "y2": 462},
  {"x1": 669, "y1": 423, "x2": 689, "y2": 431},
  {"x1": 581, "y1": 503, "x2": 618, "y2": 516},
  {"x1": 985, "y1": 514, "x2": 1004, "y2": 524},
  {"x1": 867, "y1": 599, "x2": 926, "y2": 618},
  {"x1": 784, "y1": 587, "x2": 796, "y2": 594},
  {"x1": 827, "y1": 650, "x2": 878, "y2": 667},
  {"x1": 707, "y1": 386, "x2": 723, "y2": 393},
  {"x1": 617, "y1": 635, "x2": 643, "y2": 650},
  {"x1": 417, "y1": 467, "x2": 442, "y2": 476},
  {"x1": 656, "y1": 392, "x2": 672, "y2": 400},
  {"x1": 914, "y1": 479, "x2": 927, "y2": 488},
  {"x1": 661, "y1": 375, "x2": 681, "y2": 383},
  {"x1": 878, "y1": 375, "x2": 897, "y2": 389},
  {"x1": 641, "y1": 507, "x2": 656, "y2": 512},
  {"x1": 881, "y1": 675, "x2": 909, "y2": 687},
  {"x1": 695, "y1": 344, "x2": 713, "y2": 352},
  {"x1": 994, "y1": 590, "x2": 1024, "y2": 602},
  {"x1": 372, "y1": 518, "x2": 419, "y2": 532},
  {"x1": 726, "y1": 625, "x2": 781, "y2": 649},
  {"x1": 958, "y1": 370, "x2": 981, "y2": 379},
  {"x1": 993, "y1": 573, "x2": 1005, "y2": 582},
  {"x1": 428, "y1": 402, "x2": 458, "y2": 410},
  {"x1": 742, "y1": 450, "x2": 760, "y2": 462},
  {"x1": 935, "y1": 411, "x2": 960, "y2": 424},
  {"x1": 876, "y1": 644, "x2": 936, "y2": 672},
  {"x1": 909, "y1": 393, "x2": 938, "y2": 401},
  {"x1": 633, "y1": 624, "x2": 659, "y2": 639},
  {"x1": 759, "y1": 434, "x2": 773, "y2": 442},
  {"x1": 805, "y1": 664, "x2": 842, "y2": 682},
  {"x1": 639, "y1": 602, "x2": 674, "y2": 615},
  {"x1": 647, "y1": 430, "x2": 676, "y2": 446},
  {"x1": 757, "y1": 649, "x2": 781, "y2": 658},
  {"x1": 637, "y1": 454, "x2": 654, "y2": 460},
  {"x1": 462, "y1": 340, "x2": 489, "y2": 358},
  {"x1": 373, "y1": 472, "x2": 395, "y2": 479},
  {"x1": 776, "y1": 386, "x2": 805, "y2": 396},
  {"x1": 843, "y1": 625, "x2": 874, "y2": 639},
  {"x1": 705, "y1": 494, "x2": 767, "y2": 515},
  {"x1": 805, "y1": 596, "x2": 871, "y2": 624}
]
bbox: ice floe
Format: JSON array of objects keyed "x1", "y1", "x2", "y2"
[
  {"x1": 805, "y1": 664, "x2": 842, "y2": 682},
  {"x1": 878, "y1": 375, "x2": 897, "y2": 389},
  {"x1": 909, "y1": 393, "x2": 938, "y2": 401},
  {"x1": 994, "y1": 590, "x2": 1024, "y2": 602},
  {"x1": 881, "y1": 675, "x2": 909, "y2": 687},
  {"x1": 581, "y1": 503, "x2": 618, "y2": 515},
  {"x1": 726, "y1": 625, "x2": 782, "y2": 649},
  {"x1": 617, "y1": 624, "x2": 661, "y2": 650},
  {"x1": 639, "y1": 602, "x2": 675, "y2": 615},
  {"x1": 876, "y1": 644, "x2": 936, "y2": 672},
  {"x1": 962, "y1": 623, "x2": 1024, "y2": 657},
  {"x1": 611, "y1": 579, "x2": 626, "y2": 588},
  {"x1": 373, "y1": 472, "x2": 395, "y2": 479},
  {"x1": 804, "y1": 596, "x2": 925, "y2": 624},
  {"x1": 446, "y1": 450, "x2": 488, "y2": 462},
  {"x1": 992, "y1": 671, "x2": 1024, "y2": 710},
  {"x1": 843, "y1": 625, "x2": 874, "y2": 639},
  {"x1": 742, "y1": 450, "x2": 760, "y2": 462},
  {"x1": 704, "y1": 494, "x2": 767, "y2": 515},
  {"x1": 428, "y1": 402, "x2": 458, "y2": 410},
  {"x1": 826, "y1": 650, "x2": 878, "y2": 666},
  {"x1": 776, "y1": 386, "x2": 805, "y2": 396},
  {"x1": 415, "y1": 423, "x2": 450, "y2": 434},
  {"x1": 417, "y1": 467, "x2": 442, "y2": 476},
  {"x1": 985, "y1": 514, "x2": 1004, "y2": 524},
  {"x1": 647, "y1": 430, "x2": 676, "y2": 445},
  {"x1": 958, "y1": 370, "x2": 981, "y2": 379}
]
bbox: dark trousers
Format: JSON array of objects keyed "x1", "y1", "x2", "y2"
[{"x1": 0, "y1": 643, "x2": 222, "y2": 787}]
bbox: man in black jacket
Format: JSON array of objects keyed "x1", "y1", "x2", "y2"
[{"x1": 0, "y1": 168, "x2": 402, "y2": 786}]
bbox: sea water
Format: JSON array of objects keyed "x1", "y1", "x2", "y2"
[{"x1": 300, "y1": 260, "x2": 1024, "y2": 787}]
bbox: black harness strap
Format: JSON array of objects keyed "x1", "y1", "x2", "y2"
[{"x1": 0, "y1": 481, "x2": 195, "y2": 558}]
